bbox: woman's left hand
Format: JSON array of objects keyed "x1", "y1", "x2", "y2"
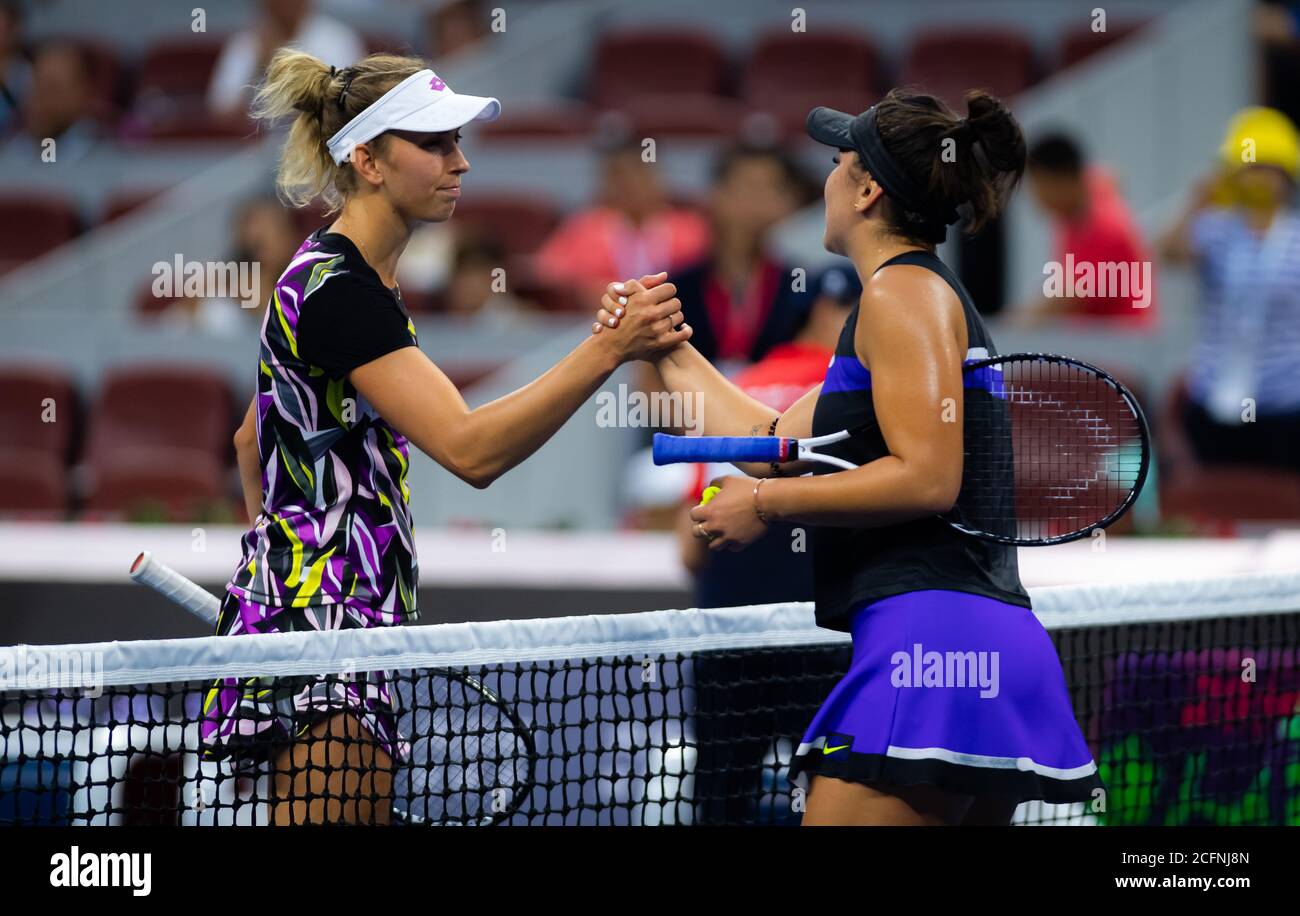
[{"x1": 688, "y1": 475, "x2": 769, "y2": 552}]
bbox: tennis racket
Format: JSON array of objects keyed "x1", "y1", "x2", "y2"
[
  {"x1": 653, "y1": 353, "x2": 1150, "y2": 546},
  {"x1": 128, "y1": 553, "x2": 536, "y2": 825}
]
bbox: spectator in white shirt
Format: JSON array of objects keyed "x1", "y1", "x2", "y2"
[{"x1": 208, "y1": 0, "x2": 365, "y2": 118}]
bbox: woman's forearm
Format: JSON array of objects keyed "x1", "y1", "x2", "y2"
[
  {"x1": 758, "y1": 455, "x2": 959, "y2": 528},
  {"x1": 654, "y1": 343, "x2": 777, "y2": 436},
  {"x1": 458, "y1": 333, "x2": 621, "y2": 485}
]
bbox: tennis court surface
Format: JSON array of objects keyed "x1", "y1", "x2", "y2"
[{"x1": 3, "y1": 571, "x2": 1297, "y2": 826}]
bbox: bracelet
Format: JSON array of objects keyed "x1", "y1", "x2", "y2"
[
  {"x1": 767, "y1": 416, "x2": 783, "y2": 478},
  {"x1": 753, "y1": 477, "x2": 772, "y2": 525}
]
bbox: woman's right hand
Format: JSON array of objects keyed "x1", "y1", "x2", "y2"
[{"x1": 591, "y1": 272, "x2": 691, "y2": 363}]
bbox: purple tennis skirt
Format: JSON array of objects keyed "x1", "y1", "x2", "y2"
[
  {"x1": 198, "y1": 591, "x2": 410, "y2": 771},
  {"x1": 788, "y1": 589, "x2": 1103, "y2": 804}
]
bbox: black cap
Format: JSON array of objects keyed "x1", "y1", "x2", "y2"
[{"x1": 805, "y1": 105, "x2": 959, "y2": 226}]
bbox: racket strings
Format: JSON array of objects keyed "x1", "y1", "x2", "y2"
[{"x1": 959, "y1": 360, "x2": 1145, "y2": 542}]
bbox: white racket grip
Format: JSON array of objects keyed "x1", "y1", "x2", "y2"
[{"x1": 129, "y1": 550, "x2": 222, "y2": 627}]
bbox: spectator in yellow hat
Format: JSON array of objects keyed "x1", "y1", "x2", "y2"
[{"x1": 1158, "y1": 106, "x2": 1300, "y2": 473}]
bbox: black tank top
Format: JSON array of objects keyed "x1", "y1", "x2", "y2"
[{"x1": 808, "y1": 250, "x2": 1030, "y2": 631}]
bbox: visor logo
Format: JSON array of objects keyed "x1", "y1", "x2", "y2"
[{"x1": 429, "y1": 75, "x2": 446, "y2": 91}]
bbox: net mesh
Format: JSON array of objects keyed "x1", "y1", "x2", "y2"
[{"x1": 2, "y1": 572, "x2": 1298, "y2": 826}]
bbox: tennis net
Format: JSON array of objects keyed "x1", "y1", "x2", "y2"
[{"x1": 2, "y1": 571, "x2": 1298, "y2": 825}]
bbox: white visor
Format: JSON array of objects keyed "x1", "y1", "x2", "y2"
[{"x1": 326, "y1": 69, "x2": 501, "y2": 165}]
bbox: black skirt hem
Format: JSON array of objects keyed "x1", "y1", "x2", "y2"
[{"x1": 789, "y1": 749, "x2": 1104, "y2": 806}]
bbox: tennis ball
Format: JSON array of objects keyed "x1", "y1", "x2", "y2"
[{"x1": 699, "y1": 486, "x2": 721, "y2": 506}]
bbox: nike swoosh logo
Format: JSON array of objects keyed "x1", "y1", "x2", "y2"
[{"x1": 823, "y1": 743, "x2": 850, "y2": 755}]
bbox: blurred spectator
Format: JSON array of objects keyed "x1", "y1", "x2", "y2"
[
  {"x1": 674, "y1": 265, "x2": 859, "y2": 607},
  {"x1": 160, "y1": 196, "x2": 301, "y2": 336},
  {"x1": 1158, "y1": 106, "x2": 1300, "y2": 472},
  {"x1": 4, "y1": 39, "x2": 100, "y2": 162},
  {"x1": 1017, "y1": 132, "x2": 1157, "y2": 328},
  {"x1": 395, "y1": 221, "x2": 456, "y2": 297},
  {"x1": 425, "y1": 0, "x2": 489, "y2": 59},
  {"x1": 1256, "y1": 0, "x2": 1300, "y2": 127},
  {"x1": 208, "y1": 0, "x2": 365, "y2": 118},
  {"x1": 672, "y1": 142, "x2": 818, "y2": 367},
  {"x1": 442, "y1": 232, "x2": 535, "y2": 318},
  {"x1": 532, "y1": 137, "x2": 710, "y2": 307},
  {"x1": 0, "y1": 0, "x2": 30, "y2": 137}
]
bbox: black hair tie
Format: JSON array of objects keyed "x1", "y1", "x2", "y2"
[{"x1": 337, "y1": 68, "x2": 356, "y2": 110}]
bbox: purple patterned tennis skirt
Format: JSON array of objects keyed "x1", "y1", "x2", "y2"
[{"x1": 198, "y1": 591, "x2": 410, "y2": 771}]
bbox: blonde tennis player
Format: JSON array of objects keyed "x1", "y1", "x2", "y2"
[{"x1": 205, "y1": 49, "x2": 689, "y2": 825}]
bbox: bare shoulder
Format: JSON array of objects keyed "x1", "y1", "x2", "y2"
[{"x1": 855, "y1": 262, "x2": 966, "y2": 362}]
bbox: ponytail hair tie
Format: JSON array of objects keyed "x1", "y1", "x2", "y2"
[{"x1": 337, "y1": 69, "x2": 356, "y2": 109}]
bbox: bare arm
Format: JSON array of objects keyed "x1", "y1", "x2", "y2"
[
  {"x1": 689, "y1": 267, "x2": 967, "y2": 548},
  {"x1": 1157, "y1": 173, "x2": 1216, "y2": 265},
  {"x1": 233, "y1": 396, "x2": 262, "y2": 523},
  {"x1": 351, "y1": 279, "x2": 689, "y2": 489},
  {"x1": 759, "y1": 270, "x2": 966, "y2": 527}
]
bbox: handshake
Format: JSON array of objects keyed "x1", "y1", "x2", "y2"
[{"x1": 588, "y1": 271, "x2": 692, "y2": 364}]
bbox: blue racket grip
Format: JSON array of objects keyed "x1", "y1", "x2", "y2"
[{"x1": 652, "y1": 433, "x2": 785, "y2": 465}]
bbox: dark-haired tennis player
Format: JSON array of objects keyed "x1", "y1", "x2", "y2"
[
  {"x1": 208, "y1": 49, "x2": 689, "y2": 825},
  {"x1": 595, "y1": 89, "x2": 1103, "y2": 825}
]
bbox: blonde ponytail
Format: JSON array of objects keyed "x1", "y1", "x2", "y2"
[{"x1": 250, "y1": 47, "x2": 427, "y2": 215}]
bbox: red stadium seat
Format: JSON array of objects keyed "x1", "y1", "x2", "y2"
[
  {"x1": 102, "y1": 189, "x2": 164, "y2": 224},
  {"x1": 450, "y1": 193, "x2": 561, "y2": 259},
  {"x1": 82, "y1": 448, "x2": 229, "y2": 522},
  {"x1": 124, "y1": 110, "x2": 257, "y2": 144},
  {"x1": 899, "y1": 28, "x2": 1037, "y2": 110},
  {"x1": 132, "y1": 36, "x2": 227, "y2": 116},
  {"x1": 83, "y1": 366, "x2": 234, "y2": 468},
  {"x1": 1161, "y1": 466, "x2": 1300, "y2": 529},
  {"x1": 590, "y1": 30, "x2": 729, "y2": 110},
  {"x1": 0, "y1": 364, "x2": 79, "y2": 460},
  {"x1": 1058, "y1": 21, "x2": 1149, "y2": 70},
  {"x1": 0, "y1": 450, "x2": 69, "y2": 518},
  {"x1": 478, "y1": 103, "x2": 596, "y2": 142},
  {"x1": 364, "y1": 32, "x2": 410, "y2": 55},
  {"x1": 742, "y1": 30, "x2": 882, "y2": 118},
  {"x1": 0, "y1": 194, "x2": 81, "y2": 273},
  {"x1": 616, "y1": 92, "x2": 749, "y2": 138}
]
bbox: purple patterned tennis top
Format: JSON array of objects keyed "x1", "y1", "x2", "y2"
[{"x1": 226, "y1": 228, "x2": 421, "y2": 623}]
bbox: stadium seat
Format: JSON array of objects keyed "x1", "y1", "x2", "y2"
[
  {"x1": 742, "y1": 30, "x2": 882, "y2": 130},
  {"x1": 0, "y1": 450, "x2": 70, "y2": 518},
  {"x1": 81, "y1": 447, "x2": 229, "y2": 522},
  {"x1": 364, "y1": 32, "x2": 410, "y2": 55},
  {"x1": 132, "y1": 36, "x2": 227, "y2": 117},
  {"x1": 617, "y1": 92, "x2": 749, "y2": 138},
  {"x1": 1058, "y1": 21, "x2": 1149, "y2": 70},
  {"x1": 1161, "y1": 466, "x2": 1300, "y2": 528},
  {"x1": 899, "y1": 28, "x2": 1037, "y2": 109},
  {"x1": 124, "y1": 110, "x2": 257, "y2": 144},
  {"x1": 450, "y1": 193, "x2": 561, "y2": 260},
  {"x1": 590, "y1": 30, "x2": 730, "y2": 110},
  {"x1": 83, "y1": 366, "x2": 234, "y2": 468},
  {"x1": 0, "y1": 193, "x2": 81, "y2": 274},
  {"x1": 102, "y1": 188, "x2": 164, "y2": 225},
  {"x1": 0, "y1": 364, "x2": 79, "y2": 459},
  {"x1": 478, "y1": 103, "x2": 596, "y2": 142}
]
